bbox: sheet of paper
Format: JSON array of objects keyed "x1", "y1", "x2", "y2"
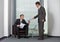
[{"x1": 20, "y1": 23, "x2": 25, "y2": 29}]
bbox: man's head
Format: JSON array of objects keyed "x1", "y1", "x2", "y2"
[
  {"x1": 35, "y1": 1, "x2": 41, "y2": 8},
  {"x1": 20, "y1": 14, "x2": 24, "y2": 19}
]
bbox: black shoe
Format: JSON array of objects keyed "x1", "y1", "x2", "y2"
[
  {"x1": 18, "y1": 37, "x2": 20, "y2": 39},
  {"x1": 38, "y1": 38, "x2": 44, "y2": 40},
  {"x1": 17, "y1": 36, "x2": 21, "y2": 39},
  {"x1": 24, "y1": 36, "x2": 29, "y2": 38}
]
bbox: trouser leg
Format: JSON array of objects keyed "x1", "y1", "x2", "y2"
[
  {"x1": 16, "y1": 27, "x2": 20, "y2": 38},
  {"x1": 24, "y1": 25, "x2": 28, "y2": 38},
  {"x1": 38, "y1": 22, "x2": 44, "y2": 39}
]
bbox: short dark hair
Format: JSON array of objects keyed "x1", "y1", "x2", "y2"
[
  {"x1": 20, "y1": 14, "x2": 24, "y2": 17},
  {"x1": 35, "y1": 1, "x2": 41, "y2": 5}
]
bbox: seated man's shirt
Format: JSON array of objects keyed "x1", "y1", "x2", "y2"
[{"x1": 20, "y1": 23, "x2": 26, "y2": 29}]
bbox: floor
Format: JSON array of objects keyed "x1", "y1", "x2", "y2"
[{"x1": 0, "y1": 37, "x2": 60, "y2": 42}]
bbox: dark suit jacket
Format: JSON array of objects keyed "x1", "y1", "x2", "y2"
[
  {"x1": 34, "y1": 6, "x2": 46, "y2": 22},
  {"x1": 15, "y1": 19, "x2": 28, "y2": 27}
]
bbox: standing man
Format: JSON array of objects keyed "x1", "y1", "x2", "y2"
[{"x1": 32, "y1": 1, "x2": 46, "y2": 40}]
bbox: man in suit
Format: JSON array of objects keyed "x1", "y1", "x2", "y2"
[
  {"x1": 15, "y1": 14, "x2": 30, "y2": 39},
  {"x1": 32, "y1": 2, "x2": 46, "y2": 40}
]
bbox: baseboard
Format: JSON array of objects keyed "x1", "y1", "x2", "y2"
[
  {"x1": 27, "y1": 34, "x2": 48, "y2": 37},
  {"x1": 8, "y1": 34, "x2": 12, "y2": 38},
  {"x1": 47, "y1": 35, "x2": 60, "y2": 38},
  {"x1": 0, "y1": 36, "x2": 7, "y2": 40},
  {"x1": 0, "y1": 34, "x2": 60, "y2": 40},
  {"x1": 0, "y1": 34, "x2": 12, "y2": 40}
]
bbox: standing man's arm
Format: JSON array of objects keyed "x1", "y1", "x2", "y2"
[
  {"x1": 42, "y1": 7, "x2": 46, "y2": 22},
  {"x1": 33, "y1": 14, "x2": 38, "y2": 19}
]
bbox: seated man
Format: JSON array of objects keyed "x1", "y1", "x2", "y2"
[{"x1": 15, "y1": 14, "x2": 30, "y2": 39}]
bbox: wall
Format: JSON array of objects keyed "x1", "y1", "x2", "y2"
[
  {"x1": 0, "y1": 0, "x2": 4, "y2": 38},
  {"x1": 48, "y1": 0, "x2": 60, "y2": 36},
  {"x1": 4, "y1": 0, "x2": 9, "y2": 36},
  {"x1": 11, "y1": 0, "x2": 16, "y2": 25},
  {"x1": 44, "y1": 0, "x2": 48, "y2": 34},
  {"x1": 11, "y1": 0, "x2": 16, "y2": 34},
  {"x1": 4, "y1": 0, "x2": 16, "y2": 36},
  {"x1": 40, "y1": 0, "x2": 44, "y2": 6},
  {"x1": 8, "y1": 0, "x2": 11, "y2": 35},
  {"x1": 7, "y1": 0, "x2": 16, "y2": 35}
]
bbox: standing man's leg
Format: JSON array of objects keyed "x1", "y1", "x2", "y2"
[{"x1": 38, "y1": 21, "x2": 44, "y2": 40}]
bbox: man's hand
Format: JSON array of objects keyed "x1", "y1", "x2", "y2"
[
  {"x1": 17, "y1": 25, "x2": 20, "y2": 27},
  {"x1": 32, "y1": 17, "x2": 34, "y2": 19},
  {"x1": 28, "y1": 20, "x2": 30, "y2": 24},
  {"x1": 42, "y1": 19, "x2": 44, "y2": 22}
]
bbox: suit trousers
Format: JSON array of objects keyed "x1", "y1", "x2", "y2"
[{"x1": 38, "y1": 21, "x2": 44, "y2": 39}]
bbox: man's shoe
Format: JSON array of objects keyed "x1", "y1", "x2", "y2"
[
  {"x1": 18, "y1": 37, "x2": 20, "y2": 39},
  {"x1": 24, "y1": 36, "x2": 29, "y2": 38},
  {"x1": 38, "y1": 38, "x2": 44, "y2": 40},
  {"x1": 17, "y1": 36, "x2": 21, "y2": 39}
]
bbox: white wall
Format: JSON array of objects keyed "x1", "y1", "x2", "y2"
[
  {"x1": 48, "y1": 0, "x2": 60, "y2": 36},
  {"x1": 0, "y1": 0, "x2": 4, "y2": 38},
  {"x1": 8, "y1": 0, "x2": 16, "y2": 35},
  {"x1": 11, "y1": 0, "x2": 16, "y2": 34},
  {"x1": 4, "y1": 0, "x2": 9, "y2": 36},
  {"x1": 11, "y1": 0, "x2": 16, "y2": 25},
  {"x1": 4, "y1": 0, "x2": 16, "y2": 36},
  {"x1": 8, "y1": 0, "x2": 11, "y2": 35},
  {"x1": 44, "y1": 0, "x2": 48, "y2": 34}
]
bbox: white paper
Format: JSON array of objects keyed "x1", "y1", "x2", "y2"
[{"x1": 20, "y1": 23, "x2": 25, "y2": 29}]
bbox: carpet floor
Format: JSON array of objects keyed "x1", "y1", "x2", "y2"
[{"x1": 0, "y1": 37, "x2": 60, "y2": 42}]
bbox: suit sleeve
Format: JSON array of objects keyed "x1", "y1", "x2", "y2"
[
  {"x1": 34, "y1": 14, "x2": 38, "y2": 19},
  {"x1": 15, "y1": 19, "x2": 18, "y2": 25},
  {"x1": 14, "y1": 19, "x2": 18, "y2": 27},
  {"x1": 23, "y1": 20, "x2": 29, "y2": 25},
  {"x1": 42, "y1": 7, "x2": 46, "y2": 21}
]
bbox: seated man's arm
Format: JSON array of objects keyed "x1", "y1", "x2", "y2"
[
  {"x1": 23, "y1": 19, "x2": 29, "y2": 25},
  {"x1": 15, "y1": 19, "x2": 20, "y2": 27},
  {"x1": 14, "y1": 20, "x2": 17, "y2": 26}
]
